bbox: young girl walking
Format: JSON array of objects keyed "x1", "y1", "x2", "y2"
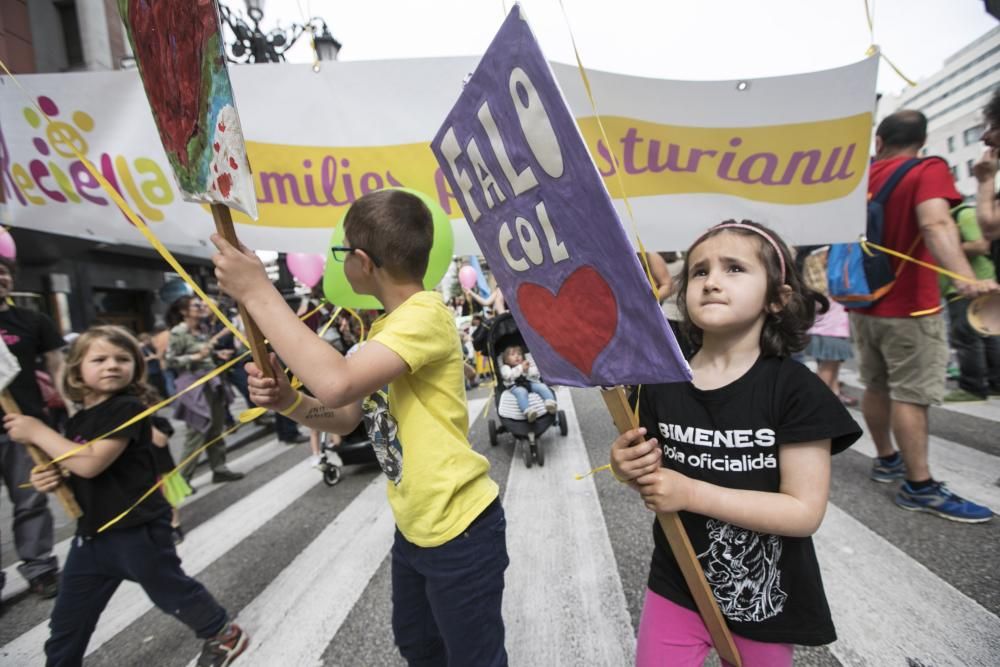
[
  {"x1": 4, "y1": 325, "x2": 247, "y2": 667},
  {"x1": 610, "y1": 221, "x2": 862, "y2": 667}
]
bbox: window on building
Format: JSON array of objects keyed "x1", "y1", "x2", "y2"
[
  {"x1": 950, "y1": 165, "x2": 959, "y2": 180},
  {"x1": 54, "y1": 0, "x2": 84, "y2": 70},
  {"x1": 967, "y1": 159, "x2": 976, "y2": 177},
  {"x1": 947, "y1": 136, "x2": 955, "y2": 152},
  {"x1": 964, "y1": 125, "x2": 985, "y2": 146}
]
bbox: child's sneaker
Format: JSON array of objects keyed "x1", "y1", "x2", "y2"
[
  {"x1": 870, "y1": 453, "x2": 906, "y2": 483},
  {"x1": 308, "y1": 455, "x2": 322, "y2": 469},
  {"x1": 544, "y1": 400, "x2": 557, "y2": 414},
  {"x1": 526, "y1": 409, "x2": 538, "y2": 423},
  {"x1": 895, "y1": 481, "x2": 994, "y2": 523},
  {"x1": 198, "y1": 622, "x2": 248, "y2": 667}
]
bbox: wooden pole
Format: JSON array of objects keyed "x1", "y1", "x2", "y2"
[
  {"x1": 601, "y1": 386, "x2": 741, "y2": 667},
  {"x1": 210, "y1": 204, "x2": 275, "y2": 380},
  {"x1": 0, "y1": 390, "x2": 82, "y2": 519}
]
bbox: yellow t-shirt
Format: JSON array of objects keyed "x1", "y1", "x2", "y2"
[{"x1": 368, "y1": 291, "x2": 498, "y2": 547}]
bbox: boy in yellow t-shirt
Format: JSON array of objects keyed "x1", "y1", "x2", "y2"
[{"x1": 211, "y1": 190, "x2": 507, "y2": 666}]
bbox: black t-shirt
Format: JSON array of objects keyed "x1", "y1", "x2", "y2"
[
  {"x1": 0, "y1": 307, "x2": 65, "y2": 427},
  {"x1": 637, "y1": 356, "x2": 862, "y2": 646},
  {"x1": 65, "y1": 393, "x2": 171, "y2": 536}
]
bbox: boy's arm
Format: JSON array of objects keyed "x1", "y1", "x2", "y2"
[
  {"x1": 212, "y1": 237, "x2": 409, "y2": 407},
  {"x1": 3, "y1": 414, "x2": 128, "y2": 478},
  {"x1": 245, "y1": 355, "x2": 367, "y2": 435}
]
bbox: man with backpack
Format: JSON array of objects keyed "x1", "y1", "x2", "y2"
[{"x1": 851, "y1": 110, "x2": 996, "y2": 523}]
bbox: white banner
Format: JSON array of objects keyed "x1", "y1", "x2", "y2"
[{"x1": 0, "y1": 56, "x2": 876, "y2": 258}]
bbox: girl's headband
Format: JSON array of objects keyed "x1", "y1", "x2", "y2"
[{"x1": 696, "y1": 222, "x2": 787, "y2": 283}]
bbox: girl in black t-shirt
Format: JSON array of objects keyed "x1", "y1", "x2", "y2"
[
  {"x1": 610, "y1": 221, "x2": 861, "y2": 666},
  {"x1": 4, "y1": 325, "x2": 248, "y2": 666}
]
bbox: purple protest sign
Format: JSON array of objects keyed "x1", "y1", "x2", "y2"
[{"x1": 431, "y1": 7, "x2": 689, "y2": 387}]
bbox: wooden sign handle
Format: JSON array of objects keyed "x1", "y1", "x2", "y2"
[
  {"x1": 210, "y1": 204, "x2": 275, "y2": 380},
  {"x1": 1, "y1": 390, "x2": 82, "y2": 520},
  {"x1": 601, "y1": 386, "x2": 741, "y2": 667}
]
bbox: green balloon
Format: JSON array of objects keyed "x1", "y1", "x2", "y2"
[{"x1": 322, "y1": 188, "x2": 455, "y2": 309}]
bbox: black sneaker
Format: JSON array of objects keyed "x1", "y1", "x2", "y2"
[
  {"x1": 212, "y1": 469, "x2": 245, "y2": 483},
  {"x1": 197, "y1": 622, "x2": 248, "y2": 666},
  {"x1": 279, "y1": 433, "x2": 309, "y2": 445},
  {"x1": 172, "y1": 525, "x2": 185, "y2": 545},
  {"x1": 28, "y1": 571, "x2": 59, "y2": 599}
]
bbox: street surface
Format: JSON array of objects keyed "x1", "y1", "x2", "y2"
[{"x1": 2, "y1": 376, "x2": 999, "y2": 666}]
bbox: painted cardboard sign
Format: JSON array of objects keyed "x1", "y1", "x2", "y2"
[
  {"x1": 431, "y1": 6, "x2": 689, "y2": 387},
  {"x1": 118, "y1": 0, "x2": 258, "y2": 218}
]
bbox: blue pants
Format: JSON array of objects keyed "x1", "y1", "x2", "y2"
[
  {"x1": 45, "y1": 515, "x2": 227, "y2": 666},
  {"x1": 510, "y1": 382, "x2": 555, "y2": 413},
  {"x1": 391, "y1": 499, "x2": 509, "y2": 666}
]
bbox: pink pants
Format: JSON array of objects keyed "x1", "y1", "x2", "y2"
[{"x1": 636, "y1": 589, "x2": 793, "y2": 667}]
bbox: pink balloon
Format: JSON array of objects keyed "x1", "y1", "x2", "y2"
[
  {"x1": 0, "y1": 230, "x2": 15, "y2": 260},
  {"x1": 286, "y1": 252, "x2": 326, "y2": 288},
  {"x1": 458, "y1": 265, "x2": 477, "y2": 290}
]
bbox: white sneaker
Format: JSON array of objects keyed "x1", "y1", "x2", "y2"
[
  {"x1": 308, "y1": 455, "x2": 322, "y2": 468},
  {"x1": 526, "y1": 409, "x2": 538, "y2": 423},
  {"x1": 544, "y1": 400, "x2": 557, "y2": 414}
]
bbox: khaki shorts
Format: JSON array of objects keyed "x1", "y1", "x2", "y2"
[{"x1": 849, "y1": 312, "x2": 948, "y2": 405}]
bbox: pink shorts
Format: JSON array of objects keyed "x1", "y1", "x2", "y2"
[{"x1": 636, "y1": 589, "x2": 793, "y2": 667}]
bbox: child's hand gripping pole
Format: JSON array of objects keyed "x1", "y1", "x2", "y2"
[
  {"x1": 601, "y1": 386, "x2": 741, "y2": 667},
  {"x1": 0, "y1": 391, "x2": 82, "y2": 519},
  {"x1": 210, "y1": 204, "x2": 275, "y2": 380}
]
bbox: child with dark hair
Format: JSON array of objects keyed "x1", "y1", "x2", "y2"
[
  {"x1": 211, "y1": 189, "x2": 507, "y2": 665},
  {"x1": 610, "y1": 220, "x2": 862, "y2": 666},
  {"x1": 5, "y1": 325, "x2": 246, "y2": 666}
]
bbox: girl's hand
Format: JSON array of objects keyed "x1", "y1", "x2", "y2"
[
  {"x1": 636, "y1": 467, "x2": 694, "y2": 514},
  {"x1": 3, "y1": 414, "x2": 44, "y2": 444},
  {"x1": 30, "y1": 464, "x2": 64, "y2": 493},
  {"x1": 246, "y1": 353, "x2": 296, "y2": 411},
  {"x1": 609, "y1": 427, "x2": 661, "y2": 485},
  {"x1": 210, "y1": 234, "x2": 271, "y2": 303}
]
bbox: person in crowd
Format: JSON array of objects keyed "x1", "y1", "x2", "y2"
[
  {"x1": 211, "y1": 189, "x2": 508, "y2": 665},
  {"x1": 611, "y1": 220, "x2": 861, "y2": 667},
  {"x1": 465, "y1": 281, "x2": 507, "y2": 316},
  {"x1": 498, "y1": 345, "x2": 556, "y2": 422},
  {"x1": 940, "y1": 202, "x2": 1000, "y2": 401},
  {"x1": 657, "y1": 251, "x2": 694, "y2": 359},
  {"x1": 0, "y1": 256, "x2": 62, "y2": 603},
  {"x1": 151, "y1": 322, "x2": 175, "y2": 397},
  {"x1": 850, "y1": 110, "x2": 995, "y2": 522},
  {"x1": 139, "y1": 331, "x2": 167, "y2": 399},
  {"x1": 6, "y1": 325, "x2": 247, "y2": 666},
  {"x1": 638, "y1": 251, "x2": 674, "y2": 304},
  {"x1": 165, "y1": 296, "x2": 244, "y2": 485},
  {"x1": 800, "y1": 247, "x2": 857, "y2": 406},
  {"x1": 972, "y1": 88, "x2": 1000, "y2": 239}
]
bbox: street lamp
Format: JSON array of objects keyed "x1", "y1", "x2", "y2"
[{"x1": 218, "y1": 0, "x2": 341, "y2": 64}]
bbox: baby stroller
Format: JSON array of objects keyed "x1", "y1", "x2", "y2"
[
  {"x1": 316, "y1": 421, "x2": 378, "y2": 487},
  {"x1": 473, "y1": 312, "x2": 568, "y2": 468}
]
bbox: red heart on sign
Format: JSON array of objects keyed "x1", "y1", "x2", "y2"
[{"x1": 516, "y1": 266, "x2": 618, "y2": 377}]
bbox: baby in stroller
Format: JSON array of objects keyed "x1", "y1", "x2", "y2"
[{"x1": 499, "y1": 345, "x2": 557, "y2": 422}]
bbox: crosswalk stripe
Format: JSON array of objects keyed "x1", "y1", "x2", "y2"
[
  {"x1": 0, "y1": 438, "x2": 286, "y2": 603},
  {"x1": 192, "y1": 397, "x2": 488, "y2": 666},
  {"x1": 1, "y1": 457, "x2": 321, "y2": 664},
  {"x1": 218, "y1": 477, "x2": 394, "y2": 666},
  {"x1": 848, "y1": 431, "x2": 1000, "y2": 512},
  {"x1": 502, "y1": 387, "x2": 635, "y2": 666},
  {"x1": 817, "y1": 503, "x2": 1000, "y2": 665}
]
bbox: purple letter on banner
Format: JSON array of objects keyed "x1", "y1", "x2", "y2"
[{"x1": 431, "y1": 7, "x2": 689, "y2": 387}]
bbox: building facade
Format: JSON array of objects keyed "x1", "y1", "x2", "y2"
[{"x1": 876, "y1": 25, "x2": 1000, "y2": 200}]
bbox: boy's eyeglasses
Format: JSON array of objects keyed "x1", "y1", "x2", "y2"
[{"x1": 330, "y1": 246, "x2": 381, "y2": 267}]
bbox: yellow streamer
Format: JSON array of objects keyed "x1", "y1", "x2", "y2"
[
  {"x1": 861, "y1": 239, "x2": 974, "y2": 284},
  {"x1": 97, "y1": 421, "x2": 243, "y2": 533},
  {"x1": 555, "y1": 0, "x2": 660, "y2": 305},
  {"x1": 862, "y1": 1, "x2": 917, "y2": 87}
]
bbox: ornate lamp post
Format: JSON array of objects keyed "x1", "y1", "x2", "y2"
[{"x1": 219, "y1": 0, "x2": 341, "y2": 64}]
